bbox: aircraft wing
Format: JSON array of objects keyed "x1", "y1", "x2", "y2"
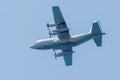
[
  {"x1": 52, "y1": 6, "x2": 71, "y2": 40},
  {"x1": 62, "y1": 47, "x2": 73, "y2": 66}
]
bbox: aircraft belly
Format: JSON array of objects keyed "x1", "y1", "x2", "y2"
[
  {"x1": 55, "y1": 44, "x2": 72, "y2": 49},
  {"x1": 70, "y1": 34, "x2": 93, "y2": 46},
  {"x1": 39, "y1": 43, "x2": 71, "y2": 50},
  {"x1": 40, "y1": 34, "x2": 93, "y2": 50}
]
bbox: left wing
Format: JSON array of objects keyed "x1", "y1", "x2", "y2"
[
  {"x1": 52, "y1": 6, "x2": 71, "y2": 40},
  {"x1": 62, "y1": 47, "x2": 73, "y2": 66}
]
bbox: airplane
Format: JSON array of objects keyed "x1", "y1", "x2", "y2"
[{"x1": 30, "y1": 6, "x2": 106, "y2": 66}]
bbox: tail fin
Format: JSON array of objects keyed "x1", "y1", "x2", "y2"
[{"x1": 89, "y1": 21, "x2": 105, "y2": 47}]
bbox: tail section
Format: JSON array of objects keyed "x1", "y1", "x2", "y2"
[
  {"x1": 93, "y1": 36, "x2": 102, "y2": 47},
  {"x1": 89, "y1": 21, "x2": 105, "y2": 47}
]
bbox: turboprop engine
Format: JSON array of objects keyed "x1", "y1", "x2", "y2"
[
  {"x1": 54, "y1": 51, "x2": 75, "y2": 59},
  {"x1": 47, "y1": 23, "x2": 57, "y2": 27}
]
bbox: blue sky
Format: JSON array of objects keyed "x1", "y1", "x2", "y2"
[{"x1": 0, "y1": 0, "x2": 120, "y2": 80}]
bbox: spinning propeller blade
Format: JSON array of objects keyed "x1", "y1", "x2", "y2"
[
  {"x1": 47, "y1": 22, "x2": 52, "y2": 38},
  {"x1": 53, "y1": 49, "x2": 57, "y2": 59}
]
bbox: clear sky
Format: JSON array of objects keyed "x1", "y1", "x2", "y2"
[{"x1": 0, "y1": 0, "x2": 120, "y2": 80}]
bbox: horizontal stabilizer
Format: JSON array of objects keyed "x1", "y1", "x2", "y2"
[
  {"x1": 93, "y1": 36, "x2": 102, "y2": 46},
  {"x1": 90, "y1": 21, "x2": 105, "y2": 47}
]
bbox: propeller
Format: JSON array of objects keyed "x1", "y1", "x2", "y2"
[
  {"x1": 47, "y1": 23, "x2": 49, "y2": 29},
  {"x1": 47, "y1": 22, "x2": 51, "y2": 38},
  {"x1": 53, "y1": 49, "x2": 57, "y2": 60},
  {"x1": 48, "y1": 30, "x2": 51, "y2": 38}
]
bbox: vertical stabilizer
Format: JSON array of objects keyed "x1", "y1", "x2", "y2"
[{"x1": 90, "y1": 21, "x2": 104, "y2": 47}]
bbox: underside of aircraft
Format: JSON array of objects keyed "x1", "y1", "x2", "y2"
[{"x1": 30, "y1": 6, "x2": 106, "y2": 66}]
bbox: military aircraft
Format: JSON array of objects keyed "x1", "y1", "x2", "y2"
[{"x1": 30, "y1": 6, "x2": 106, "y2": 66}]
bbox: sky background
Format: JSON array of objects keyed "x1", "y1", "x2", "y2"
[{"x1": 0, "y1": 0, "x2": 120, "y2": 80}]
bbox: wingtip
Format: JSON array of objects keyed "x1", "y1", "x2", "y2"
[
  {"x1": 93, "y1": 20, "x2": 100, "y2": 24},
  {"x1": 65, "y1": 64, "x2": 72, "y2": 66}
]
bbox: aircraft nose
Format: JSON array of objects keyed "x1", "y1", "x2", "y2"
[{"x1": 30, "y1": 44, "x2": 36, "y2": 49}]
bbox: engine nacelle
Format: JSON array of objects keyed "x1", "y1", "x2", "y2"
[
  {"x1": 52, "y1": 28, "x2": 70, "y2": 33},
  {"x1": 47, "y1": 22, "x2": 66, "y2": 27},
  {"x1": 55, "y1": 51, "x2": 75, "y2": 57},
  {"x1": 49, "y1": 32, "x2": 58, "y2": 35},
  {"x1": 47, "y1": 23, "x2": 57, "y2": 27}
]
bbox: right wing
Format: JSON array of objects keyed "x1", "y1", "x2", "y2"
[
  {"x1": 62, "y1": 47, "x2": 73, "y2": 66},
  {"x1": 52, "y1": 6, "x2": 71, "y2": 40}
]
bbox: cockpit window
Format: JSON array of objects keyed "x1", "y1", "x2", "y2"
[
  {"x1": 35, "y1": 41, "x2": 39, "y2": 43},
  {"x1": 35, "y1": 40, "x2": 43, "y2": 44}
]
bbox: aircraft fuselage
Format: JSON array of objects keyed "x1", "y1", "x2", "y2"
[{"x1": 30, "y1": 33, "x2": 104, "y2": 50}]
